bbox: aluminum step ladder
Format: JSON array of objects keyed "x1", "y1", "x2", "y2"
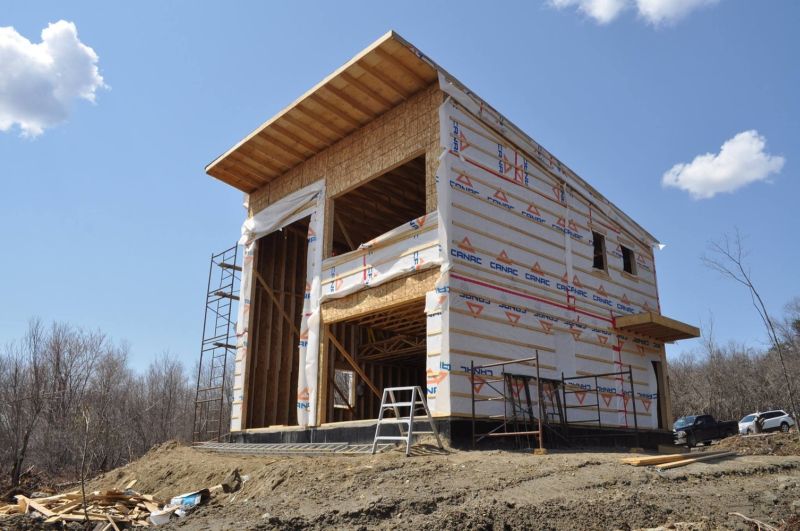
[{"x1": 371, "y1": 386, "x2": 443, "y2": 456}]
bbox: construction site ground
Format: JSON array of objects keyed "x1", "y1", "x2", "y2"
[{"x1": 8, "y1": 433, "x2": 800, "y2": 530}]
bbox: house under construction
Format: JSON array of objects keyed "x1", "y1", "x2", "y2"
[{"x1": 202, "y1": 31, "x2": 699, "y2": 446}]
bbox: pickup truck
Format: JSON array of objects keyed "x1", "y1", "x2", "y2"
[{"x1": 673, "y1": 414, "x2": 738, "y2": 447}]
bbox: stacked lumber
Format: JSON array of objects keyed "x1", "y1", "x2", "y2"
[
  {"x1": 621, "y1": 451, "x2": 737, "y2": 470},
  {"x1": 1, "y1": 486, "x2": 163, "y2": 528}
]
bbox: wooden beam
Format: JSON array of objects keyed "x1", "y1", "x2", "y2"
[
  {"x1": 356, "y1": 60, "x2": 409, "y2": 100},
  {"x1": 373, "y1": 47, "x2": 427, "y2": 85},
  {"x1": 340, "y1": 71, "x2": 394, "y2": 108},
  {"x1": 253, "y1": 270, "x2": 301, "y2": 337},
  {"x1": 321, "y1": 83, "x2": 378, "y2": 121},
  {"x1": 334, "y1": 211, "x2": 356, "y2": 250},
  {"x1": 327, "y1": 331, "x2": 381, "y2": 399},
  {"x1": 308, "y1": 93, "x2": 363, "y2": 128}
]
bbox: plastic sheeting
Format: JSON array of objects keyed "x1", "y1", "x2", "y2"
[
  {"x1": 231, "y1": 180, "x2": 325, "y2": 430},
  {"x1": 320, "y1": 212, "x2": 441, "y2": 301}
]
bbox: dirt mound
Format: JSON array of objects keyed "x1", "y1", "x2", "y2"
[
  {"x1": 5, "y1": 442, "x2": 800, "y2": 529},
  {"x1": 715, "y1": 432, "x2": 800, "y2": 456}
]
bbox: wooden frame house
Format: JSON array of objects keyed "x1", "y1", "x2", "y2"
[{"x1": 205, "y1": 31, "x2": 699, "y2": 440}]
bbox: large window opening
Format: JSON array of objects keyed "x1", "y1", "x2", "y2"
[
  {"x1": 324, "y1": 300, "x2": 427, "y2": 422},
  {"x1": 621, "y1": 245, "x2": 637, "y2": 275},
  {"x1": 244, "y1": 216, "x2": 309, "y2": 429},
  {"x1": 592, "y1": 231, "x2": 607, "y2": 271},
  {"x1": 331, "y1": 155, "x2": 426, "y2": 255}
]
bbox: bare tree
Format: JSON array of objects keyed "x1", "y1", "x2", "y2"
[
  {"x1": 703, "y1": 229, "x2": 799, "y2": 422},
  {"x1": 0, "y1": 319, "x2": 49, "y2": 487}
]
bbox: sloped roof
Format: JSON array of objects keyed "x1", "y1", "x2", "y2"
[{"x1": 205, "y1": 31, "x2": 437, "y2": 192}]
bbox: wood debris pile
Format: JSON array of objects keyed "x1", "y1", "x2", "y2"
[
  {"x1": 621, "y1": 450, "x2": 737, "y2": 471},
  {"x1": 1, "y1": 487, "x2": 163, "y2": 528}
]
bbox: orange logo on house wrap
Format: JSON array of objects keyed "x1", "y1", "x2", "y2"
[
  {"x1": 527, "y1": 204, "x2": 541, "y2": 216},
  {"x1": 636, "y1": 345, "x2": 646, "y2": 355},
  {"x1": 621, "y1": 293, "x2": 631, "y2": 305},
  {"x1": 569, "y1": 328, "x2": 582, "y2": 340},
  {"x1": 494, "y1": 189, "x2": 509, "y2": 202},
  {"x1": 574, "y1": 390, "x2": 587, "y2": 405},
  {"x1": 572, "y1": 275, "x2": 583, "y2": 288},
  {"x1": 643, "y1": 301, "x2": 651, "y2": 311},
  {"x1": 426, "y1": 368, "x2": 448, "y2": 386},
  {"x1": 597, "y1": 284, "x2": 608, "y2": 297},
  {"x1": 601, "y1": 392, "x2": 614, "y2": 407},
  {"x1": 334, "y1": 279, "x2": 343, "y2": 291},
  {"x1": 496, "y1": 249, "x2": 512, "y2": 264},
  {"x1": 473, "y1": 375, "x2": 486, "y2": 394},
  {"x1": 456, "y1": 173, "x2": 473, "y2": 187},
  {"x1": 466, "y1": 302, "x2": 484, "y2": 317},
  {"x1": 298, "y1": 387, "x2": 310, "y2": 401},
  {"x1": 597, "y1": 335, "x2": 609, "y2": 345},
  {"x1": 458, "y1": 131, "x2": 470, "y2": 151},
  {"x1": 505, "y1": 311, "x2": 520, "y2": 325},
  {"x1": 501, "y1": 154, "x2": 513, "y2": 174},
  {"x1": 568, "y1": 219, "x2": 579, "y2": 232},
  {"x1": 561, "y1": 272, "x2": 569, "y2": 283},
  {"x1": 458, "y1": 236, "x2": 475, "y2": 253},
  {"x1": 557, "y1": 217, "x2": 566, "y2": 228},
  {"x1": 539, "y1": 320, "x2": 553, "y2": 333},
  {"x1": 531, "y1": 262, "x2": 544, "y2": 275},
  {"x1": 640, "y1": 397, "x2": 652, "y2": 412}
]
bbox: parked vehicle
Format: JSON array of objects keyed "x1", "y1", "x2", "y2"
[
  {"x1": 673, "y1": 414, "x2": 738, "y2": 447},
  {"x1": 738, "y1": 410, "x2": 795, "y2": 434}
]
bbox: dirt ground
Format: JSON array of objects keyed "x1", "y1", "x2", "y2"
[{"x1": 6, "y1": 434, "x2": 800, "y2": 530}]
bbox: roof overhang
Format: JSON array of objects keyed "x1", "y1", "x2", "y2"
[
  {"x1": 615, "y1": 312, "x2": 700, "y2": 343},
  {"x1": 205, "y1": 31, "x2": 438, "y2": 193}
]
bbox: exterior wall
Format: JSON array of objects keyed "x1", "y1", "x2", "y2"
[
  {"x1": 435, "y1": 97, "x2": 667, "y2": 430},
  {"x1": 240, "y1": 84, "x2": 443, "y2": 428}
]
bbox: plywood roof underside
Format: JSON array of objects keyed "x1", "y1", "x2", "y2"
[{"x1": 206, "y1": 32, "x2": 438, "y2": 193}]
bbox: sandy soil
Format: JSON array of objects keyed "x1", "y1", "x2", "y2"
[{"x1": 7, "y1": 434, "x2": 800, "y2": 530}]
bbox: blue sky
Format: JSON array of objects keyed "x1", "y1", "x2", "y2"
[{"x1": 1, "y1": 1, "x2": 797, "y2": 368}]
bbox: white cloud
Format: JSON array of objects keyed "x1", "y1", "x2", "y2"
[
  {"x1": 636, "y1": 0, "x2": 719, "y2": 25},
  {"x1": 549, "y1": 0, "x2": 628, "y2": 24},
  {"x1": 549, "y1": 0, "x2": 719, "y2": 25},
  {"x1": 661, "y1": 130, "x2": 785, "y2": 200},
  {"x1": 0, "y1": 20, "x2": 105, "y2": 137}
]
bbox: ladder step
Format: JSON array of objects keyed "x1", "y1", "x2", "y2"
[
  {"x1": 375, "y1": 436, "x2": 410, "y2": 441},
  {"x1": 212, "y1": 342, "x2": 237, "y2": 349},
  {"x1": 219, "y1": 262, "x2": 242, "y2": 271},
  {"x1": 381, "y1": 401, "x2": 425, "y2": 408},
  {"x1": 212, "y1": 291, "x2": 240, "y2": 301}
]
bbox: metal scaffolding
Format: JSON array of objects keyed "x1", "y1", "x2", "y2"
[{"x1": 193, "y1": 244, "x2": 240, "y2": 442}]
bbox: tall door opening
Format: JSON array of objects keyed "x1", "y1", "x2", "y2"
[
  {"x1": 244, "y1": 216, "x2": 310, "y2": 429},
  {"x1": 324, "y1": 300, "x2": 427, "y2": 423},
  {"x1": 652, "y1": 360, "x2": 666, "y2": 429}
]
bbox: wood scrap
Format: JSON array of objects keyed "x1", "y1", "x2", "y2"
[
  {"x1": 621, "y1": 451, "x2": 728, "y2": 467},
  {"x1": 655, "y1": 451, "x2": 736, "y2": 471}
]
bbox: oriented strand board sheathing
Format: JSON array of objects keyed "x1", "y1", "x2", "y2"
[{"x1": 321, "y1": 267, "x2": 438, "y2": 323}]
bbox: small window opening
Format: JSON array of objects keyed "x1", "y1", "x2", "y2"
[
  {"x1": 621, "y1": 245, "x2": 637, "y2": 275},
  {"x1": 333, "y1": 369, "x2": 355, "y2": 409},
  {"x1": 592, "y1": 232, "x2": 606, "y2": 271}
]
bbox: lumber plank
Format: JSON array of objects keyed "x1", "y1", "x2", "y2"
[{"x1": 655, "y1": 451, "x2": 736, "y2": 471}]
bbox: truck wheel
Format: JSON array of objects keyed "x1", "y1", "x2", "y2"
[
  {"x1": 781, "y1": 422, "x2": 790, "y2": 433},
  {"x1": 746, "y1": 428, "x2": 753, "y2": 435},
  {"x1": 687, "y1": 434, "x2": 696, "y2": 447}
]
